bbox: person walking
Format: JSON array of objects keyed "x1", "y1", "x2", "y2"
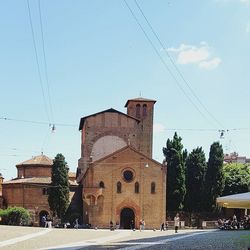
[
  {"x1": 110, "y1": 220, "x2": 114, "y2": 231},
  {"x1": 174, "y1": 213, "x2": 180, "y2": 233},
  {"x1": 160, "y1": 222, "x2": 165, "y2": 231}
]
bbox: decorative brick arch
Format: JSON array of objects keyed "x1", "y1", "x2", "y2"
[{"x1": 116, "y1": 199, "x2": 141, "y2": 228}]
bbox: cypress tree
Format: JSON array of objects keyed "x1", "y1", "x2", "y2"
[
  {"x1": 48, "y1": 153, "x2": 69, "y2": 219},
  {"x1": 163, "y1": 132, "x2": 186, "y2": 211},
  {"x1": 184, "y1": 147, "x2": 207, "y2": 213},
  {"x1": 204, "y1": 142, "x2": 224, "y2": 211}
]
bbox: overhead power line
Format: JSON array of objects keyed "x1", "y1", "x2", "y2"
[
  {"x1": 1, "y1": 116, "x2": 249, "y2": 132},
  {"x1": 26, "y1": 0, "x2": 51, "y2": 124},
  {"x1": 134, "y1": 0, "x2": 224, "y2": 129},
  {"x1": 38, "y1": 0, "x2": 54, "y2": 123},
  {"x1": 123, "y1": 0, "x2": 222, "y2": 129},
  {"x1": 0, "y1": 116, "x2": 76, "y2": 127}
]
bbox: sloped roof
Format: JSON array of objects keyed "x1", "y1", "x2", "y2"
[
  {"x1": 92, "y1": 145, "x2": 162, "y2": 167},
  {"x1": 3, "y1": 177, "x2": 77, "y2": 186},
  {"x1": 77, "y1": 145, "x2": 162, "y2": 183},
  {"x1": 3, "y1": 177, "x2": 51, "y2": 185},
  {"x1": 124, "y1": 97, "x2": 156, "y2": 107},
  {"x1": 16, "y1": 155, "x2": 53, "y2": 167},
  {"x1": 79, "y1": 108, "x2": 139, "y2": 130}
]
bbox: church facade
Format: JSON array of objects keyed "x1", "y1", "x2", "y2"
[{"x1": 77, "y1": 98, "x2": 166, "y2": 229}]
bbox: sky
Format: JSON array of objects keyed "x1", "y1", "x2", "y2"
[{"x1": 1, "y1": 0, "x2": 250, "y2": 180}]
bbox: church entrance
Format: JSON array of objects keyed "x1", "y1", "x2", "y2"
[{"x1": 120, "y1": 208, "x2": 135, "y2": 229}]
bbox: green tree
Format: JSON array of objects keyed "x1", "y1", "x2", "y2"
[
  {"x1": 163, "y1": 132, "x2": 186, "y2": 211},
  {"x1": 0, "y1": 207, "x2": 30, "y2": 226},
  {"x1": 184, "y1": 147, "x2": 207, "y2": 213},
  {"x1": 204, "y1": 142, "x2": 224, "y2": 211},
  {"x1": 223, "y1": 163, "x2": 250, "y2": 196},
  {"x1": 48, "y1": 153, "x2": 69, "y2": 220}
]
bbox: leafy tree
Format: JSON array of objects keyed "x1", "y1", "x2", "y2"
[
  {"x1": 223, "y1": 163, "x2": 250, "y2": 196},
  {"x1": 163, "y1": 132, "x2": 186, "y2": 211},
  {"x1": 184, "y1": 147, "x2": 207, "y2": 213},
  {"x1": 48, "y1": 153, "x2": 69, "y2": 220},
  {"x1": 203, "y1": 142, "x2": 224, "y2": 211},
  {"x1": 0, "y1": 207, "x2": 30, "y2": 225}
]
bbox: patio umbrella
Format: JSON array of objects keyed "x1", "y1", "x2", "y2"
[{"x1": 216, "y1": 192, "x2": 250, "y2": 209}]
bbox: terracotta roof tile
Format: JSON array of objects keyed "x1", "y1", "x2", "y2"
[
  {"x1": 125, "y1": 97, "x2": 156, "y2": 107},
  {"x1": 3, "y1": 177, "x2": 78, "y2": 186},
  {"x1": 17, "y1": 155, "x2": 53, "y2": 166}
]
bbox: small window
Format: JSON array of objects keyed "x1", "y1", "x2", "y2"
[
  {"x1": 99, "y1": 181, "x2": 105, "y2": 188},
  {"x1": 136, "y1": 104, "x2": 141, "y2": 118},
  {"x1": 151, "y1": 182, "x2": 156, "y2": 194},
  {"x1": 135, "y1": 182, "x2": 139, "y2": 193},
  {"x1": 42, "y1": 188, "x2": 48, "y2": 195},
  {"x1": 143, "y1": 104, "x2": 147, "y2": 117},
  {"x1": 117, "y1": 181, "x2": 122, "y2": 193}
]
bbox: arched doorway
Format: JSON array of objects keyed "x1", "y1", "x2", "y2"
[
  {"x1": 39, "y1": 210, "x2": 49, "y2": 227},
  {"x1": 120, "y1": 208, "x2": 135, "y2": 229}
]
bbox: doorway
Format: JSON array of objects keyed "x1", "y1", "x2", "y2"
[{"x1": 120, "y1": 207, "x2": 135, "y2": 229}]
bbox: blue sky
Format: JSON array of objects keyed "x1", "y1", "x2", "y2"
[{"x1": 1, "y1": 0, "x2": 250, "y2": 180}]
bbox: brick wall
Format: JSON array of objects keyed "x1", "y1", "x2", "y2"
[{"x1": 82, "y1": 147, "x2": 166, "y2": 229}]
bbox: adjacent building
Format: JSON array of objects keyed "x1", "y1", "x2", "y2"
[{"x1": 1, "y1": 155, "x2": 78, "y2": 226}]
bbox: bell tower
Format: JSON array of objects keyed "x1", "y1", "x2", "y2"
[{"x1": 125, "y1": 97, "x2": 156, "y2": 158}]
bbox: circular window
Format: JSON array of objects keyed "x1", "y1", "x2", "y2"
[{"x1": 123, "y1": 170, "x2": 134, "y2": 182}]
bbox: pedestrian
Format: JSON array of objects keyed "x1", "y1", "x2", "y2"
[
  {"x1": 41, "y1": 215, "x2": 46, "y2": 227},
  {"x1": 165, "y1": 221, "x2": 168, "y2": 230},
  {"x1": 174, "y1": 213, "x2": 180, "y2": 233},
  {"x1": 142, "y1": 219, "x2": 145, "y2": 231},
  {"x1": 110, "y1": 220, "x2": 113, "y2": 231},
  {"x1": 75, "y1": 218, "x2": 79, "y2": 229},
  {"x1": 130, "y1": 220, "x2": 135, "y2": 230},
  {"x1": 139, "y1": 219, "x2": 143, "y2": 231},
  {"x1": 160, "y1": 222, "x2": 165, "y2": 231}
]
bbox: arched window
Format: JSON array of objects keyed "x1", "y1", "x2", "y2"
[
  {"x1": 99, "y1": 181, "x2": 105, "y2": 188},
  {"x1": 117, "y1": 181, "x2": 122, "y2": 193},
  {"x1": 136, "y1": 104, "x2": 141, "y2": 118},
  {"x1": 143, "y1": 104, "x2": 147, "y2": 117},
  {"x1": 151, "y1": 182, "x2": 156, "y2": 194},
  {"x1": 135, "y1": 182, "x2": 139, "y2": 193}
]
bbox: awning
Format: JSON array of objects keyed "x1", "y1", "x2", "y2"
[{"x1": 216, "y1": 192, "x2": 250, "y2": 209}]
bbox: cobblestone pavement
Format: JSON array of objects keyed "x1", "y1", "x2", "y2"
[{"x1": 0, "y1": 226, "x2": 249, "y2": 250}]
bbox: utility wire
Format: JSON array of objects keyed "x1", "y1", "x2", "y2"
[
  {"x1": 38, "y1": 0, "x2": 54, "y2": 123},
  {"x1": 0, "y1": 116, "x2": 76, "y2": 127},
  {"x1": 1, "y1": 116, "x2": 249, "y2": 132},
  {"x1": 134, "y1": 0, "x2": 224, "y2": 129},
  {"x1": 123, "y1": 0, "x2": 217, "y2": 128},
  {"x1": 26, "y1": 0, "x2": 51, "y2": 123}
]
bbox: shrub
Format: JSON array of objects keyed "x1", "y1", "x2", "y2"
[{"x1": 0, "y1": 207, "x2": 30, "y2": 226}]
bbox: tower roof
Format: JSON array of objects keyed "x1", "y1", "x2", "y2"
[
  {"x1": 124, "y1": 97, "x2": 156, "y2": 107},
  {"x1": 16, "y1": 155, "x2": 53, "y2": 167}
]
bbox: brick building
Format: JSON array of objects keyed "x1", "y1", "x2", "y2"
[
  {"x1": 77, "y1": 97, "x2": 166, "y2": 229},
  {"x1": 0, "y1": 173, "x2": 4, "y2": 208},
  {"x1": 1, "y1": 155, "x2": 78, "y2": 226}
]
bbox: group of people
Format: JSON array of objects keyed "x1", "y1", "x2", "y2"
[
  {"x1": 218, "y1": 214, "x2": 250, "y2": 230},
  {"x1": 161, "y1": 213, "x2": 180, "y2": 233},
  {"x1": 41, "y1": 215, "x2": 52, "y2": 228}
]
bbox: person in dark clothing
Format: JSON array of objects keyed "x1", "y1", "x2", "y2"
[{"x1": 110, "y1": 220, "x2": 114, "y2": 230}]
